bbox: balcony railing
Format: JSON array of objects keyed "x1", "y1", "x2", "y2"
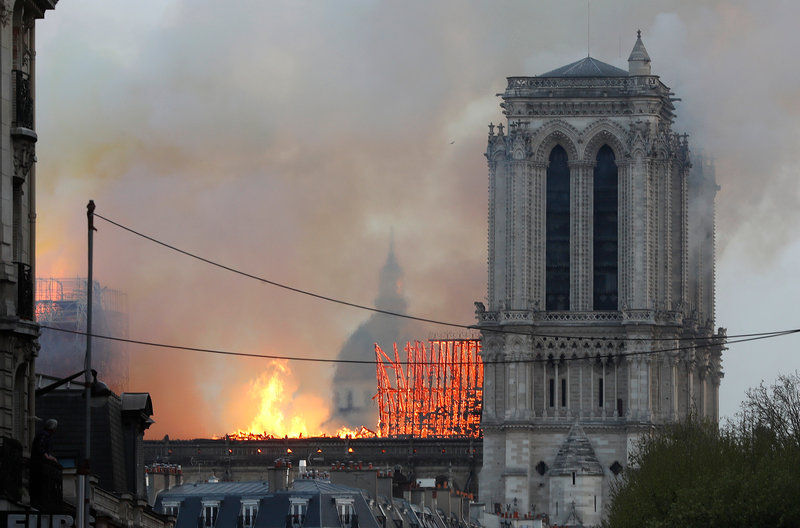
[
  {"x1": 285, "y1": 514, "x2": 306, "y2": 528},
  {"x1": 30, "y1": 457, "x2": 64, "y2": 512},
  {"x1": 17, "y1": 262, "x2": 34, "y2": 320},
  {"x1": 13, "y1": 70, "x2": 34, "y2": 130},
  {"x1": 0, "y1": 436, "x2": 63, "y2": 511},
  {"x1": 338, "y1": 513, "x2": 358, "y2": 528}
]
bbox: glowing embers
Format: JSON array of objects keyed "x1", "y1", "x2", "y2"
[
  {"x1": 336, "y1": 426, "x2": 378, "y2": 439},
  {"x1": 375, "y1": 339, "x2": 483, "y2": 438}
]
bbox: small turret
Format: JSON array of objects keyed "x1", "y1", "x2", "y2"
[{"x1": 628, "y1": 30, "x2": 651, "y2": 75}]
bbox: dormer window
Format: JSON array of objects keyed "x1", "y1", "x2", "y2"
[
  {"x1": 201, "y1": 500, "x2": 220, "y2": 528},
  {"x1": 289, "y1": 497, "x2": 309, "y2": 527},
  {"x1": 241, "y1": 499, "x2": 259, "y2": 528},
  {"x1": 335, "y1": 497, "x2": 356, "y2": 528},
  {"x1": 162, "y1": 501, "x2": 180, "y2": 517}
]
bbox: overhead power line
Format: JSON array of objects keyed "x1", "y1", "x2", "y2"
[
  {"x1": 94, "y1": 213, "x2": 470, "y2": 331},
  {"x1": 38, "y1": 324, "x2": 799, "y2": 366},
  {"x1": 93, "y1": 212, "x2": 733, "y2": 343}
]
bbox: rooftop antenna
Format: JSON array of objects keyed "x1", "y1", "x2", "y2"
[{"x1": 587, "y1": 0, "x2": 590, "y2": 57}]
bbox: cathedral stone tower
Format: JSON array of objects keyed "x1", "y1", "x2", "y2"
[{"x1": 476, "y1": 33, "x2": 724, "y2": 525}]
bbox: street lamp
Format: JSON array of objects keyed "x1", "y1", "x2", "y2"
[
  {"x1": 35, "y1": 369, "x2": 110, "y2": 398},
  {"x1": 77, "y1": 200, "x2": 97, "y2": 528}
]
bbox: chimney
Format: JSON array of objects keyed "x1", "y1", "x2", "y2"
[{"x1": 267, "y1": 462, "x2": 290, "y2": 492}]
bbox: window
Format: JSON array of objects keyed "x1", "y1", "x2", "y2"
[
  {"x1": 201, "y1": 501, "x2": 220, "y2": 528},
  {"x1": 598, "y1": 378, "x2": 604, "y2": 407},
  {"x1": 546, "y1": 145, "x2": 570, "y2": 310},
  {"x1": 335, "y1": 498, "x2": 356, "y2": 527},
  {"x1": 549, "y1": 378, "x2": 555, "y2": 407},
  {"x1": 162, "y1": 502, "x2": 180, "y2": 517},
  {"x1": 289, "y1": 497, "x2": 309, "y2": 527},
  {"x1": 241, "y1": 500, "x2": 259, "y2": 528},
  {"x1": 561, "y1": 378, "x2": 567, "y2": 407},
  {"x1": 593, "y1": 145, "x2": 618, "y2": 310}
]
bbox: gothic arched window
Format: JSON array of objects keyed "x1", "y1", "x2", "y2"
[
  {"x1": 593, "y1": 145, "x2": 618, "y2": 310},
  {"x1": 546, "y1": 145, "x2": 570, "y2": 311}
]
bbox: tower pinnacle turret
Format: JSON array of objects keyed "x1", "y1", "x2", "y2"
[{"x1": 628, "y1": 30, "x2": 651, "y2": 75}]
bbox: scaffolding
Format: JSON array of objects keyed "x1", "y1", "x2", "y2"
[
  {"x1": 35, "y1": 278, "x2": 130, "y2": 393},
  {"x1": 36, "y1": 278, "x2": 129, "y2": 331},
  {"x1": 375, "y1": 339, "x2": 483, "y2": 438}
]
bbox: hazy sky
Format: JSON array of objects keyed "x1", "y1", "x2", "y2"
[{"x1": 34, "y1": 0, "x2": 800, "y2": 439}]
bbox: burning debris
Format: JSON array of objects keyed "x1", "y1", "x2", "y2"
[
  {"x1": 227, "y1": 425, "x2": 378, "y2": 442},
  {"x1": 228, "y1": 339, "x2": 483, "y2": 441},
  {"x1": 375, "y1": 339, "x2": 483, "y2": 438}
]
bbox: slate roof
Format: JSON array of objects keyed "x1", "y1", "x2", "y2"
[
  {"x1": 156, "y1": 479, "x2": 381, "y2": 528},
  {"x1": 539, "y1": 56, "x2": 628, "y2": 78},
  {"x1": 628, "y1": 32, "x2": 651, "y2": 63},
  {"x1": 161, "y1": 481, "x2": 270, "y2": 498},
  {"x1": 550, "y1": 422, "x2": 605, "y2": 476},
  {"x1": 121, "y1": 392, "x2": 153, "y2": 415},
  {"x1": 291, "y1": 479, "x2": 362, "y2": 494}
]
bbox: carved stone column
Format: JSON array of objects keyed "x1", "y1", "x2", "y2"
[
  {"x1": 579, "y1": 358, "x2": 584, "y2": 418},
  {"x1": 629, "y1": 151, "x2": 655, "y2": 310},
  {"x1": 542, "y1": 359, "x2": 549, "y2": 418},
  {"x1": 613, "y1": 356, "x2": 619, "y2": 418},
  {"x1": 671, "y1": 356, "x2": 680, "y2": 420},
  {"x1": 510, "y1": 145, "x2": 530, "y2": 309},
  {"x1": 530, "y1": 161, "x2": 547, "y2": 308},
  {"x1": 601, "y1": 358, "x2": 607, "y2": 419},
  {"x1": 617, "y1": 160, "x2": 632, "y2": 310},
  {"x1": 505, "y1": 359, "x2": 514, "y2": 420},
  {"x1": 687, "y1": 356, "x2": 696, "y2": 416},
  {"x1": 570, "y1": 161, "x2": 594, "y2": 310}
]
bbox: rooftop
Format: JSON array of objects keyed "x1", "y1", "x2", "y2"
[
  {"x1": 539, "y1": 56, "x2": 629, "y2": 78},
  {"x1": 551, "y1": 422, "x2": 605, "y2": 476}
]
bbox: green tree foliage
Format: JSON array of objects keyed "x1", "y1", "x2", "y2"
[{"x1": 604, "y1": 372, "x2": 800, "y2": 528}]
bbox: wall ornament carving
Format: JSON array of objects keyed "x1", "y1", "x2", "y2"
[
  {"x1": 0, "y1": 1, "x2": 10, "y2": 26},
  {"x1": 13, "y1": 138, "x2": 36, "y2": 180}
]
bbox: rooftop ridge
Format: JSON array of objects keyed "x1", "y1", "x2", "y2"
[{"x1": 539, "y1": 56, "x2": 628, "y2": 78}]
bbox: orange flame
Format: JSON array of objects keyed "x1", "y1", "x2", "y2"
[
  {"x1": 237, "y1": 361, "x2": 317, "y2": 438},
  {"x1": 229, "y1": 360, "x2": 378, "y2": 440}
]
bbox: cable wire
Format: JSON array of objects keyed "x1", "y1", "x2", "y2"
[
  {"x1": 94, "y1": 213, "x2": 470, "y2": 331},
  {"x1": 93, "y1": 212, "x2": 738, "y2": 343},
  {"x1": 38, "y1": 324, "x2": 799, "y2": 366}
]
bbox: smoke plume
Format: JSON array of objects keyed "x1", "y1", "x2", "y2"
[{"x1": 34, "y1": 1, "x2": 800, "y2": 436}]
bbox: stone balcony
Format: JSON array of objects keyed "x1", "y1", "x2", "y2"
[{"x1": 475, "y1": 308, "x2": 685, "y2": 328}]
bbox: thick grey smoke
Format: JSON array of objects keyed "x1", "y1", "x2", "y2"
[{"x1": 34, "y1": 1, "x2": 800, "y2": 436}]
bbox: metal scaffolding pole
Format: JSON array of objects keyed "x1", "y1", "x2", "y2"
[{"x1": 375, "y1": 339, "x2": 483, "y2": 438}]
